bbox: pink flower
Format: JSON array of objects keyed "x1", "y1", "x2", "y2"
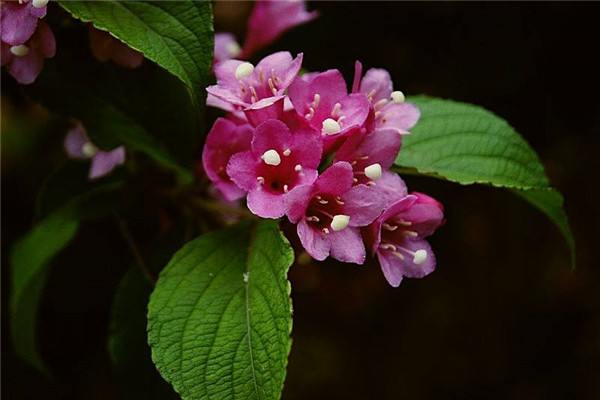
[
  {"x1": 64, "y1": 123, "x2": 126, "y2": 180},
  {"x1": 1, "y1": 20, "x2": 55, "y2": 84},
  {"x1": 88, "y1": 26, "x2": 143, "y2": 69},
  {"x1": 288, "y1": 69, "x2": 371, "y2": 153},
  {"x1": 227, "y1": 119, "x2": 322, "y2": 219},
  {"x1": 364, "y1": 192, "x2": 444, "y2": 287},
  {"x1": 285, "y1": 162, "x2": 385, "y2": 264},
  {"x1": 213, "y1": 33, "x2": 241, "y2": 64},
  {"x1": 202, "y1": 118, "x2": 254, "y2": 201},
  {"x1": 0, "y1": 0, "x2": 48, "y2": 46},
  {"x1": 353, "y1": 61, "x2": 420, "y2": 135},
  {"x1": 334, "y1": 128, "x2": 402, "y2": 186},
  {"x1": 240, "y1": 0, "x2": 317, "y2": 58},
  {"x1": 207, "y1": 51, "x2": 303, "y2": 126}
]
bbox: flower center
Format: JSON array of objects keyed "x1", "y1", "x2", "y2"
[
  {"x1": 379, "y1": 243, "x2": 428, "y2": 265},
  {"x1": 82, "y1": 143, "x2": 98, "y2": 157}
]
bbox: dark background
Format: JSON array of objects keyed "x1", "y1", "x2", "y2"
[{"x1": 2, "y1": 2, "x2": 599, "y2": 399}]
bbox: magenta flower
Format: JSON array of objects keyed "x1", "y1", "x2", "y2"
[
  {"x1": 1, "y1": 20, "x2": 55, "y2": 84},
  {"x1": 334, "y1": 127, "x2": 402, "y2": 186},
  {"x1": 353, "y1": 61, "x2": 420, "y2": 135},
  {"x1": 207, "y1": 51, "x2": 303, "y2": 126},
  {"x1": 88, "y1": 26, "x2": 143, "y2": 69},
  {"x1": 213, "y1": 33, "x2": 241, "y2": 64},
  {"x1": 0, "y1": 0, "x2": 47, "y2": 46},
  {"x1": 285, "y1": 162, "x2": 385, "y2": 264},
  {"x1": 365, "y1": 192, "x2": 444, "y2": 287},
  {"x1": 227, "y1": 119, "x2": 322, "y2": 219},
  {"x1": 202, "y1": 118, "x2": 254, "y2": 201},
  {"x1": 288, "y1": 69, "x2": 371, "y2": 153},
  {"x1": 240, "y1": 0, "x2": 317, "y2": 58},
  {"x1": 64, "y1": 123, "x2": 126, "y2": 180}
]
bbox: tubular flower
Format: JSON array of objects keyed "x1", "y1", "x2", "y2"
[
  {"x1": 213, "y1": 33, "x2": 241, "y2": 64},
  {"x1": 240, "y1": 0, "x2": 318, "y2": 58},
  {"x1": 64, "y1": 123, "x2": 126, "y2": 180},
  {"x1": 207, "y1": 51, "x2": 303, "y2": 126},
  {"x1": 88, "y1": 26, "x2": 144, "y2": 69},
  {"x1": 202, "y1": 118, "x2": 254, "y2": 202},
  {"x1": 353, "y1": 61, "x2": 420, "y2": 135},
  {"x1": 365, "y1": 192, "x2": 444, "y2": 287},
  {"x1": 285, "y1": 162, "x2": 385, "y2": 264},
  {"x1": 288, "y1": 69, "x2": 371, "y2": 153},
  {"x1": 1, "y1": 20, "x2": 55, "y2": 84},
  {"x1": 227, "y1": 119, "x2": 322, "y2": 219}
]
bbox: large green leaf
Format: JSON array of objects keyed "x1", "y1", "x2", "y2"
[
  {"x1": 10, "y1": 180, "x2": 124, "y2": 371},
  {"x1": 59, "y1": 0, "x2": 214, "y2": 104},
  {"x1": 148, "y1": 220, "x2": 295, "y2": 400},
  {"x1": 396, "y1": 96, "x2": 574, "y2": 263}
]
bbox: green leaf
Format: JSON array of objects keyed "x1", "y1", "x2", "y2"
[
  {"x1": 10, "y1": 181, "x2": 124, "y2": 371},
  {"x1": 513, "y1": 187, "x2": 576, "y2": 267},
  {"x1": 398, "y1": 96, "x2": 549, "y2": 188},
  {"x1": 396, "y1": 95, "x2": 574, "y2": 263},
  {"x1": 148, "y1": 220, "x2": 295, "y2": 400},
  {"x1": 59, "y1": 0, "x2": 214, "y2": 104},
  {"x1": 10, "y1": 214, "x2": 79, "y2": 373}
]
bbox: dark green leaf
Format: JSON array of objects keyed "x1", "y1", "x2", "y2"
[
  {"x1": 59, "y1": 0, "x2": 214, "y2": 104},
  {"x1": 148, "y1": 220, "x2": 294, "y2": 400},
  {"x1": 396, "y1": 96, "x2": 575, "y2": 264}
]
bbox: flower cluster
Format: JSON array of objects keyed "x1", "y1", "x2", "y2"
[{"x1": 203, "y1": 50, "x2": 445, "y2": 287}]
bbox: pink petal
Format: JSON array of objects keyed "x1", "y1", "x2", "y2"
[
  {"x1": 226, "y1": 150, "x2": 259, "y2": 191},
  {"x1": 0, "y1": 1, "x2": 44, "y2": 46},
  {"x1": 297, "y1": 219, "x2": 330, "y2": 261},
  {"x1": 89, "y1": 147, "x2": 125, "y2": 180},
  {"x1": 288, "y1": 69, "x2": 347, "y2": 124},
  {"x1": 247, "y1": 187, "x2": 286, "y2": 219},
  {"x1": 285, "y1": 184, "x2": 314, "y2": 223},
  {"x1": 241, "y1": 0, "x2": 317, "y2": 58},
  {"x1": 328, "y1": 227, "x2": 366, "y2": 264},
  {"x1": 213, "y1": 32, "x2": 241, "y2": 63},
  {"x1": 359, "y1": 68, "x2": 393, "y2": 102},
  {"x1": 377, "y1": 239, "x2": 436, "y2": 287},
  {"x1": 251, "y1": 119, "x2": 293, "y2": 155},
  {"x1": 378, "y1": 101, "x2": 420, "y2": 133},
  {"x1": 373, "y1": 171, "x2": 409, "y2": 208},
  {"x1": 315, "y1": 162, "x2": 354, "y2": 196},
  {"x1": 341, "y1": 184, "x2": 386, "y2": 227},
  {"x1": 64, "y1": 123, "x2": 91, "y2": 159}
]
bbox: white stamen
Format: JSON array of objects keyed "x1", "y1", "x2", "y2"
[
  {"x1": 261, "y1": 149, "x2": 281, "y2": 166},
  {"x1": 283, "y1": 184, "x2": 289, "y2": 193},
  {"x1": 322, "y1": 228, "x2": 330, "y2": 234},
  {"x1": 334, "y1": 197, "x2": 345, "y2": 205},
  {"x1": 226, "y1": 41, "x2": 242, "y2": 58},
  {"x1": 294, "y1": 164, "x2": 302, "y2": 172},
  {"x1": 82, "y1": 143, "x2": 97, "y2": 157},
  {"x1": 391, "y1": 251, "x2": 406, "y2": 260},
  {"x1": 318, "y1": 199, "x2": 328, "y2": 204},
  {"x1": 358, "y1": 155, "x2": 369, "y2": 160},
  {"x1": 398, "y1": 219, "x2": 412, "y2": 226},
  {"x1": 10, "y1": 45, "x2": 29, "y2": 57},
  {"x1": 322, "y1": 118, "x2": 341, "y2": 135},
  {"x1": 331, "y1": 215, "x2": 350, "y2": 231},
  {"x1": 405, "y1": 230, "x2": 418, "y2": 238},
  {"x1": 382, "y1": 223, "x2": 398, "y2": 231},
  {"x1": 364, "y1": 163, "x2": 382, "y2": 181},
  {"x1": 366, "y1": 181, "x2": 377, "y2": 187},
  {"x1": 249, "y1": 85, "x2": 258, "y2": 102},
  {"x1": 391, "y1": 90, "x2": 405, "y2": 104},
  {"x1": 32, "y1": 0, "x2": 49, "y2": 7},
  {"x1": 311, "y1": 93, "x2": 321, "y2": 108},
  {"x1": 337, "y1": 115, "x2": 346, "y2": 125},
  {"x1": 235, "y1": 62, "x2": 254, "y2": 79},
  {"x1": 307, "y1": 216, "x2": 320, "y2": 222},
  {"x1": 380, "y1": 243, "x2": 397, "y2": 251},
  {"x1": 257, "y1": 176, "x2": 265, "y2": 184},
  {"x1": 268, "y1": 78, "x2": 277, "y2": 95},
  {"x1": 412, "y1": 249, "x2": 428, "y2": 265},
  {"x1": 366, "y1": 89, "x2": 376, "y2": 101},
  {"x1": 305, "y1": 107, "x2": 315, "y2": 120},
  {"x1": 283, "y1": 149, "x2": 291, "y2": 156},
  {"x1": 374, "y1": 111, "x2": 382, "y2": 119},
  {"x1": 331, "y1": 102, "x2": 342, "y2": 117},
  {"x1": 353, "y1": 178, "x2": 358, "y2": 183},
  {"x1": 373, "y1": 98, "x2": 388, "y2": 109}
]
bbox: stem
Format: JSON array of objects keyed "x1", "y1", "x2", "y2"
[{"x1": 116, "y1": 217, "x2": 156, "y2": 286}]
